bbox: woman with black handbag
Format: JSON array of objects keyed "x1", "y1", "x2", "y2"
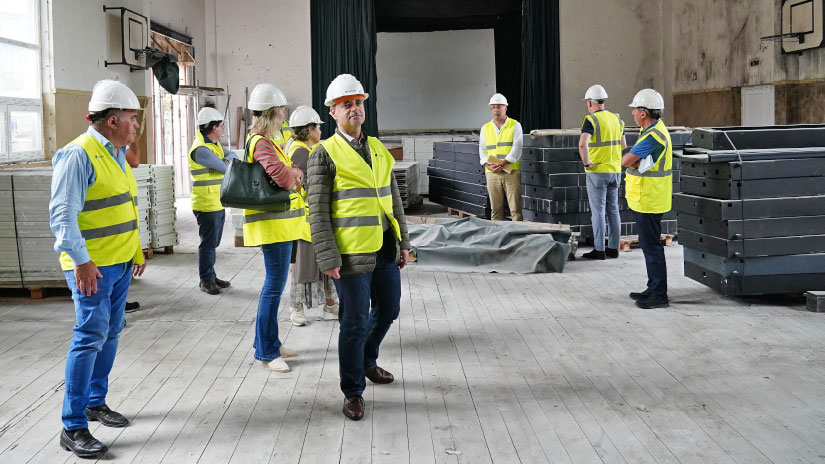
[{"x1": 243, "y1": 83, "x2": 306, "y2": 373}]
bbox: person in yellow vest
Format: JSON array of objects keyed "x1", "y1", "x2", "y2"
[
  {"x1": 188, "y1": 106, "x2": 237, "y2": 295},
  {"x1": 285, "y1": 105, "x2": 339, "y2": 326},
  {"x1": 578, "y1": 84, "x2": 628, "y2": 260},
  {"x1": 307, "y1": 74, "x2": 411, "y2": 421},
  {"x1": 48, "y1": 79, "x2": 146, "y2": 459},
  {"x1": 275, "y1": 118, "x2": 293, "y2": 151},
  {"x1": 621, "y1": 89, "x2": 672, "y2": 309},
  {"x1": 245, "y1": 83, "x2": 306, "y2": 373},
  {"x1": 124, "y1": 143, "x2": 142, "y2": 313},
  {"x1": 480, "y1": 93, "x2": 523, "y2": 221}
]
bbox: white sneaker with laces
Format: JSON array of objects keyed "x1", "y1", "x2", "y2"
[
  {"x1": 264, "y1": 358, "x2": 290, "y2": 373},
  {"x1": 323, "y1": 302, "x2": 339, "y2": 319},
  {"x1": 279, "y1": 346, "x2": 297, "y2": 358},
  {"x1": 290, "y1": 306, "x2": 307, "y2": 326}
]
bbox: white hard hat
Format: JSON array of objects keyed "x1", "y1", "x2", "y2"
[
  {"x1": 196, "y1": 107, "x2": 224, "y2": 125},
  {"x1": 325, "y1": 74, "x2": 369, "y2": 107},
  {"x1": 288, "y1": 105, "x2": 324, "y2": 128},
  {"x1": 583, "y1": 84, "x2": 608, "y2": 100},
  {"x1": 489, "y1": 93, "x2": 508, "y2": 106},
  {"x1": 248, "y1": 83, "x2": 288, "y2": 111},
  {"x1": 628, "y1": 88, "x2": 665, "y2": 110},
  {"x1": 88, "y1": 79, "x2": 140, "y2": 112}
]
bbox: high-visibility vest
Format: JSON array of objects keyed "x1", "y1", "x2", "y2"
[
  {"x1": 242, "y1": 133, "x2": 305, "y2": 246},
  {"x1": 57, "y1": 134, "x2": 143, "y2": 271},
  {"x1": 582, "y1": 110, "x2": 624, "y2": 173},
  {"x1": 319, "y1": 133, "x2": 401, "y2": 255},
  {"x1": 272, "y1": 120, "x2": 293, "y2": 150},
  {"x1": 287, "y1": 139, "x2": 314, "y2": 243},
  {"x1": 188, "y1": 131, "x2": 226, "y2": 212},
  {"x1": 482, "y1": 118, "x2": 520, "y2": 172},
  {"x1": 625, "y1": 119, "x2": 673, "y2": 214}
]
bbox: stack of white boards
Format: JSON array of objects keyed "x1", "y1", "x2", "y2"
[{"x1": 148, "y1": 164, "x2": 178, "y2": 249}]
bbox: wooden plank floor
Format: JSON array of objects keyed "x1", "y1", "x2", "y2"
[{"x1": 2, "y1": 200, "x2": 825, "y2": 463}]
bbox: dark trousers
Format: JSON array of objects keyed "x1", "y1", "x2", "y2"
[
  {"x1": 635, "y1": 211, "x2": 667, "y2": 296},
  {"x1": 193, "y1": 210, "x2": 225, "y2": 283},
  {"x1": 334, "y1": 233, "x2": 401, "y2": 397}
]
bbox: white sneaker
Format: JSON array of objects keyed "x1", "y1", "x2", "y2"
[
  {"x1": 323, "y1": 302, "x2": 339, "y2": 319},
  {"x1": 290, "y1": 306, "x2": 307, "y2": 326},
  {"x1": 279, "y1": 346, "x2": 297, "y2": 358},
  {"x1": 264, "y1": 358, "x2": 290, "y2": 373}
]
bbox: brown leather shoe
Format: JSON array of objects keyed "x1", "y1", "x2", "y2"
[
  {"x1": 365, "y1": 366, "x2": 394, "y2": 384},
  {"x1": 342, "y1": 396, "x2": 364, "y2": 421},
  {"x1": 215, "y1": 278, "x2": 232, "y2": 289},
  {"x1": 199, "y1": 281, "x2": 222, "y2": 295}
]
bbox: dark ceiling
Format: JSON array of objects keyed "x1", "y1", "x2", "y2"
[{"x1": 374, "y1": 0, "x2": 521, "y2": 32}]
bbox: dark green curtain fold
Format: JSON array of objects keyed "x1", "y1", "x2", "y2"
[
  {"x1": 520, "y1": 0, "x2": 561, "y2": 131},
  {"x1": 311, "y1": 0, "x2": 379, "y2": 138}
]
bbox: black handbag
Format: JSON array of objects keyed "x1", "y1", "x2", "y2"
[{"x1": 220, "y1": 156, "x2": 291, "y2": 212}]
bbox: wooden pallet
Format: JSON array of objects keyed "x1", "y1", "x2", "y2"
[
  {"x1": 447, "y1": 207, "x2": 477, "y2": 219},
  {"x1": 0, "y1": 284, "x2": 70, "y2": 299},
  {"x1": 619, "y1": 234, "x2": 675, "y2": 252},
  {"x1": 142, "y1": 245, "x2": 174, "y2": 260}
]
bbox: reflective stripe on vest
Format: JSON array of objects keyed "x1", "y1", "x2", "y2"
[
  {"x1": 188, "y1": 131, "x2": 226, "y2": 212},
  {"x1": 287, "y1": 139, "x2": 315, "y2": 242},
  {"x1": 624, "y1": 120, "x2": 673, "y2": 214},
  {"x1": 583, "y1": 111, "x2": 624, "y2": 174},
  {"x1": 482, "y1": 118, "x2": 520, "y2": 172},
  {"x1": 242, "y1": 133, "x2": 306, "y2": 246},
  {"x1": 320, "y1": 133, "x2": 401, "y2": 255},
  {"x1": 57, "y1": 134, "x2": 141, "y2": 271}
]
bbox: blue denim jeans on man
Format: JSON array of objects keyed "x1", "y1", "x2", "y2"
[
  {"x1": 585, "y1": 172, "x2": 621, "y2": 251},
  {"x1": 193, "y1": 209, "x2": 225, "y2": 283},
  {"x1": 62, "y1": 260, "x2": 132, "y2": 431},
  {"x1": 334, "y1": 232, "x2": 401, "y2": 397},
  {"x1": 254, "y1": 241, "x2": 292, "y2": 362},
  {"x1": 635, "y1": 211, "x2": 667, "y2": 296}
]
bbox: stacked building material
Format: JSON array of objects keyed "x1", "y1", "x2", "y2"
[
  {"x1": 676, "y1": 124, "x2": 825, "y2": 295},
  {"x1": 132, "y1": 165, "x2": 153, "y2": 249},
  {"x1": 0, "y1": 172, "x2": 21, "y2": 287},
  {"x1": 428, "y1": 142, "x2": 488, "y2": 217},
  {"x1": 148, "y1": 165, "x2": 178, "y2": 249},
  {"x1": 391, "y1": 161, "x2": 420, "y2": 208}
]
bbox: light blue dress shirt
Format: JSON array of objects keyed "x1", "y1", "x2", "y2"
[{"x1": 49, "y1": 126, "x2": 128, "y2": 266}]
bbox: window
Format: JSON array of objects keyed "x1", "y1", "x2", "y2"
[{"x1": 0, "y1": 0, "x2": 42, "y2": 162}]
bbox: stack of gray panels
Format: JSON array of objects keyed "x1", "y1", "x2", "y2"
[
  {"x1": 132, "y1": 165, "x2": 153, "y2": 249},
  {"x1": 428, "y1": 142, "x2": 489, "y2": 217},
  {"x1": 0, "y1": 172, "x2": 21, "y2": 287},
  {"x1": 676, "y1": 124, "x2": 825, "y2": 295},
  {"x1": 12, "y1": 169, "x2": 65, "y2": 287},
  {"x1": 392, "y1": 161, "x2": 420, "y2": 208},
  {"x1": 148, "y1": 165, "x2": 178, "y2": 248}
]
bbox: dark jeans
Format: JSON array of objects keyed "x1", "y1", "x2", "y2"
[
  {"x1": 635, "y1": 211, "x2": 667, "y2": 297},
  {"x1": 193, "y1": 209, "x2": 225, "y2": 283},
  {"x1": 334, "y1": 233, "x2": 401, "y2": 397},
  {"x1": 254, "y1": 241, "x2": 293, "y2": 362}
]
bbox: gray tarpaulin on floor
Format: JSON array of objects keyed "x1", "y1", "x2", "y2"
[{"x1": 408, "y1": 217, "x2": 572, "y2": 274}]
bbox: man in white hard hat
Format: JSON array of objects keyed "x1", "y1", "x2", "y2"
[
  {"x1": 578, "y1": 84, "x2": 627, "y2": 260},
  {"x1": 49, "y1": 79, "x2": 146, "y2": 458},
  {"x1": 480, "y1": 93, "x2": 523, "y2": 221},
  {"x1": 621, "y1": 88, "x2": 672, "y2": 309},
  {"x1": 188, "y1": 106, "x2": 238, "y2": 295},
  {"x1": 307, "y1": 74, "x2": 411, "y2": 421}
]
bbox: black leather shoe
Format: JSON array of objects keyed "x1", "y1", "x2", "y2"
[
  {"x1": 635, "y1": 294, "x2": 670, "y2": 309},
  {"x1": 365, "y1": 366, "x2": 394, "y2": 384},
  {"x1": 86, "y1": 404, "x2": 129, "y2": 427},
  {"x1": 629, "y1": 291, "x2": 651, "y2": 301},
  {"x1": 60, "y1": 428, "x2": 107, "y2": 459},
  {"x1": 342, "y1": 396, "x2": 365, "y2": 421},
  {"x1": 200, "y1": 281, "x2": 222, "y2": 295},
  {"x1": 605, "y1": 248, "x2": 619, "y2": 259},
  {"x1": 215, "y1": 278, "x2": 232, "y2": 289},
  {"x1": 125, "y1": 301, "x2": 141, "y2": 313},
  {"x1": 581, "y1": 249, "x2": 606, "y2": 260}
]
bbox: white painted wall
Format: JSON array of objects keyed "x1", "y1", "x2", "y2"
[{"x1": 375, "y1": 30, "x2": 496, "y2": 131}]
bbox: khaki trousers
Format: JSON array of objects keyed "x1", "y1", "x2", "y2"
[{"x1": 485, "y1": 170, "x2": 522, "y2": 221}]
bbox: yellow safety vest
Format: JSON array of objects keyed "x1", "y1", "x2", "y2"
[
  {"x1": 287, "y1": 139, "x2": 315, "y2": 243},
  {"x1": 482, "y1": 118, "x2": 520, "y2": 172},
  {"x1": 625, "y1": 119, "x2": 672, "y2": 214},
  {"x1": 57, "y1": 134, "x2": 144, "y2": 270},
  {"x1": 188, "y1": 131, "x2": 226, "y2": 212},
  {"x1": 272, "y1": 120, "x2": 293, "y2": 150},
  {"x1": 582, "y1": 110, "x2": 624, "y2": 173},
  {"x1": 320, "y1": 133, "x2": 401, "y2": 255},
  {"x1": 242, "y1": 133, "x2": 306, "y2": 246}
]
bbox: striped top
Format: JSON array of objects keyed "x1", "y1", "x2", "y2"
[{"x1": 251, "y1": 132, "x2": 294, "y2": 188}]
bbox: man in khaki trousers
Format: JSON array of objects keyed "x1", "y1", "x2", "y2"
[{"x1": 479, "y1": 93, "x2": 523, "y2": 221}]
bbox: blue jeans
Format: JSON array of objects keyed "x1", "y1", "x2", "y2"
[
  {"x1": 636, "y1": 211, "x2": 668, "y2": 297},
  {"x1": 62, "y1": 261, "x2": 132, "y2": 431},
  {"x1": 193, "y1": 209, "x2": 225, "y2": 283},
  {"x1": 254, "y1": 241, "x2": 292, "y2": 362},
  {"x1": 334, "y1": 233, "x2": 401, "y2": 397},
  {"x1": 586, "y1": 172, "x2": 621, "y2": 251}
]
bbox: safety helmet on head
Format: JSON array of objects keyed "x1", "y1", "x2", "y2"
[
  {"x1": 288, "y1": 105, "x2": 324, "y2": 128},
  {"x1": 325, "y1": 74, "x2": 369, "y2": 107},
  {"x1": 489, "y1": 93, "x2": 508, "y2": 106},
  {"x1": 583, "y1": 84, "x2": 608, "y2": 101},
  {"x1": 248, "y1": 83, "x2": 288, "y2": 111},
  {"x1": 628, "y1": 89, "x2": 664, "y2": 110},
  {"x1": 196, "y1": 107, "x2": 224, "y2": 126},
  {"x1": 88, "y1": 79, "x2": 140, "y2": 112}
]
